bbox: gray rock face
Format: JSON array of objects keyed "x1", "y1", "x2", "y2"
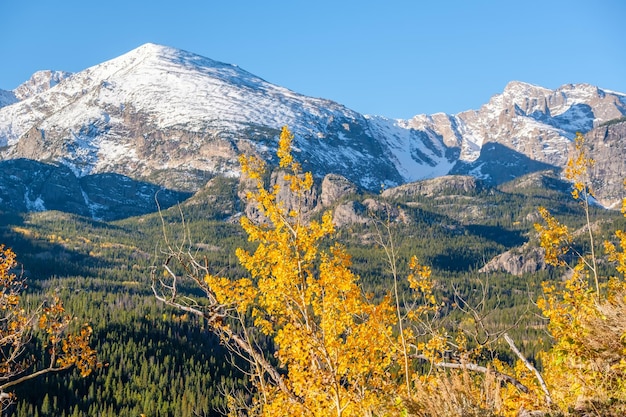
[
  {"x1": 320, "y1": 174, "x2": 359, "y2": 207},
  {"x1": 381, "y1": 175, "x2": 485, "y2": 199},
  {"x1": 479, "y1": 243, "x2": 546, "y2": 276},
  {"x1": 586, "y1": 120, "x2": 626, "y2": 208},
  {"x1": 238, "y1": 170, "x2": 321, "y2": 224},
  {"x1": 271, "y1": 170, "x2": 319, "y2": 216},
  {"x1": 332, "y1": 201, "x2": 371, "y2": 227},
  {"x1": 406, "y1": 81, "x2": 626, "y2": 184}
]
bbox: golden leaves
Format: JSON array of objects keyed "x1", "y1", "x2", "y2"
[
  {"x1": 215, "y1": 127, "x2": 399, "y2": 415},
  {"x1": 204, "y1": 274, "x2": 257, "y2": 314},
  {"x1": 564, "y1": 132, "x2": 595, "y2": 201},
  {"x1": 276, "y1": 126, "x2": 295, "y2": 168},
  {"x1": 607, "y1": 234, "x2": 626, "y2": 277},
  {"x1": 58, "y1": 324, "x2": 98, "y2": 377},
  {"x1": 406, "y1": 255, "x2": 438, "y2": 320},
  {"x1": 534, "y1": 207, "x2": 571, "y2": 266},
  {"x1": 0, "y1": 245, "x2": 98, "y2": 400},
  {"x1": 532, "y1": 132, "x2": 626, "y2": 412}
]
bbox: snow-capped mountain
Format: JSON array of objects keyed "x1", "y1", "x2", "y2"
[
  {"x1": 404, "y1": 81, "x2": 625, "y2": 172},
  {"x1": 0, "y1": 43, "x2": 625, "y2": 218},
  {"x1": 13, "y1": 70, "x2": 72, "y2": 101},
  {"x1": 0, "y1": 43, "x2": 406, "y2": 192}
]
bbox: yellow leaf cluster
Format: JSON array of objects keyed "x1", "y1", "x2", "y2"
[
  {"x1": 0, "y1": 244, "x2": 98, "y2": 402},
  {"x1": 564, "y1": 132, "x2": 595, "y2": 201},
  {"x1": 532, "y1": 134, "x2": 626, "y2": 413},
  {"x1": 58, "y1": 325, "x2": 98, "y2": 377},
  {"x1": 406, "y1": 256, "x2": 437, "y2": 312},
  {"x1": 204, "y1": 127, "x2": 399, "y2": 416},
  {"x1": 534, "y1": 206, "x2": 571, "y2": 266}
]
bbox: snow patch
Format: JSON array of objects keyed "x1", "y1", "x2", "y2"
[
  {"x1": 367, "y1": 116, "x2": 455, "y2": 182},
  {"x1": 80, "y1": 189, "x2": 106, "y2": 221},
  {"x1": 24, "y1": 191, "x2": 46, "y2": 212},
  {"x1": 467, "y1": 162, "x2": 489, "y2": 180}
]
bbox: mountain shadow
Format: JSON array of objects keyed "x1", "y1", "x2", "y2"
[
  {"x1": 0, "y1": 210, "x2": 116, "y2": 280},
  {"x1": 0, "y1": 159, "x2": 192, "y2": 221},
  {"x1": 449, "y1": 142, "x2": 559, "y2": 185}
]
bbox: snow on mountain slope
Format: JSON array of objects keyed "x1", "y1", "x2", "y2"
[
  {"x1": 13, "y1": 70, "x2": 73, "y2": 100},
  {"x1": 0, "y1": 44, "x2": 625, "y2": 199},
  {"x1": 401, "y1": 81, "x2": 626, "y2": 184},
  {"x1": 0, "y1": 44, "x2": 408, "y2": 190},
  {"x1": 366, "y1": 115, "x2": 457, "y2": 182},
  {"x1": 0, "y1": 44, "x2": 355, "y2": 144},
  {"x1": 54, "y1": 43, "x2": 361, "y2": 136}
]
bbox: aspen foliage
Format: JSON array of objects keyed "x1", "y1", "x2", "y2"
[
  {"x1": 155, "y1": 127, "x2": 486, "y2": 416},
  {"x1": 207, "y1": 127, "x2": 400, "y2": 416},
  {"x1": 219, "y1": 127, "x2": 550, "y2": 416},
  {"x1": 533, "y1": 132, "x2": 626, "y2": 414},
  {"x1": 155, "y1": 127, "x2": 626, "y2": 416},
  {"x1": 0, "y1": 244, "x2": 98, "y2": 409}
]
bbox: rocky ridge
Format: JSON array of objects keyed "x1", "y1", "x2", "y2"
[
  {"x1": 585, "y1": 119, "x2": 626, "y2": 208},
  {"x1": 0, "y1": 43, "x2": 625, "y2": 219}
]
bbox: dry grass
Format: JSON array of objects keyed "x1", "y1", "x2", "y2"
[
  {"x1": 570, "y1": 290, "x2": 626, "y2": 415},
  {"x1": 404, "y1": 368, "x2": 503, "y2": 417}
]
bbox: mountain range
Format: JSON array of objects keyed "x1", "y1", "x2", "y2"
[{"x1": 1, "y1": 43, "x2": 625, "y2": 220}]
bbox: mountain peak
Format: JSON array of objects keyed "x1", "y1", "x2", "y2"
[
  {"x1": 132, "y1": 42, "x2": 171, "y2": 53},
  {"x1": 124, "y1": 43, "x2": 200, "y2": 64},
  {"x1": 119, "y1": 42, "x2": 235, "y2": 73},
  {"x1": 1, "y1": 43, "x2": 625, "y2": 214},
  {"x1": 13, "y1": 70, "x2": 72, "y2": 100},
  {"x1": 502, "y1": 81, "x2": 552, "y2": 97}
]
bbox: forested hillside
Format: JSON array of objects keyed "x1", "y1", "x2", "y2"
[{"x1": 0, "y1": 132, "x2": 624, "y2": 416}]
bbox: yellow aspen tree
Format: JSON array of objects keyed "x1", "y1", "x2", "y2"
[
  {"x1": 228, "y1": 127, "x2": 399, "y2": 416},
  {"x1": 0, "y1": 245, "x2": 98, "y2": 409},
  {"x1": 533, "y1": 132, "x2": 626, "y2": 413},
  {"x1": 155, "y1": 127, "x2": 399, "y2": 417}
]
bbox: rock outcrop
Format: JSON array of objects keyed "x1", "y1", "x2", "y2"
[
  {"x1": 586, "y1": 120, "x2": 626, "y2": 208},
  {"x1": 479, "y1": 243, "x2": 546, "y2": 276},
  {"x1": 320, "y1": 174, "x2": 359, "y2": 207},
  {"x1": 382, "y1": 175, "x2": 486, "y2": 199}
]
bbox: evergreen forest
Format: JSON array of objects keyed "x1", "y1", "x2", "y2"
[{"x1": 0, "y1": 133, "x2": 625, "y2": 416}]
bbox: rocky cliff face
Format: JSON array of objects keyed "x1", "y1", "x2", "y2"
[
  {"x1": 585, "y1": 120, "x2": 626, "y2": 208},
  {"x1": 320, "y1": 174, "x2": 360, "y2": 207},
  {"x1": 12, "y1": 70, "x2": 72, "y2": 101},
  {"x1": 381, "y1": 175, "x2": 486, "y2": 199},
  {"x1": 479, "y1": 243, "x2": 546, "y2": 276},
  {"x1": 405, "y1": 81, "x2": 626, "y2": 185}
]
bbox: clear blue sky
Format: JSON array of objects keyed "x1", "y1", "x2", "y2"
[{"x1": 1, "y1": 0, "x2": 624, "y2": 119}]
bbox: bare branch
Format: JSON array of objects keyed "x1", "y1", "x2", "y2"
[
  {"x1": 503, "y1": 333, "x2": 552, "y2": 405},
  {"x1": 151, "y1": 208, "x2": 296, "y2": 402},
  {"x1": 412, "y1": 353, "x2": 529, "y2": 394},
  {"x1": 0, "y1": 362, "x2": 73, "y2": 393}
]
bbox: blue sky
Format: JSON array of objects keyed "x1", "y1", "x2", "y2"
[{"x1": 1, "y1": 0, "x2": 624, "y2": 119}]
